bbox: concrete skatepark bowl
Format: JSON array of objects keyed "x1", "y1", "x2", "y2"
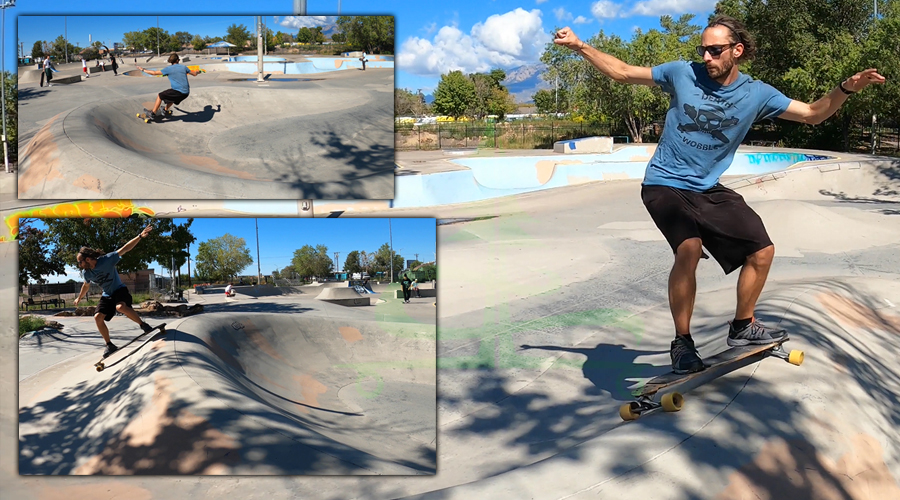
[
  {"x1": 18, "y1": 312, "x2": 436, "y2": 475},
  {"x1": 17, "y1": 73, "x2": 394, "y2": 200}
]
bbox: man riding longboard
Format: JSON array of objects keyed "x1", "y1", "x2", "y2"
[
  {"x1": 136, "y1": 53, "x2": 202, "y2": 120},
  {"x1": 74, "y1": 225, "x2": 158, "y2": 358},
  {"x1": 555, "y1": 15, "x2": 885, "y2": 374}
]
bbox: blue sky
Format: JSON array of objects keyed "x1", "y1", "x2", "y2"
[
  {"x1": 6, "y1": 0, "x2": 723, "y2": 92},
  {"x1": 34, "y1": 217, "x2": 436, "y2": 283}
]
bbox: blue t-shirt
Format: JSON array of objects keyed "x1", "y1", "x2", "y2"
[
  {"x1": 162, "y1": 64, "x2": 190, "y2": 94},
  {"x1": 81, "y1": 251, "x2": 125, "y2": 297},
  {"x1": 644, "y1": 61, "x2": 792, "y2": 192}
]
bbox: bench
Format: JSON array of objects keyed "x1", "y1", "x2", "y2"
[{"x1": 20, "y1": 298, "x2": 65, "y2": 311}]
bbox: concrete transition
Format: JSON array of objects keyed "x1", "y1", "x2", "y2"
[
  {"x1": 18, "y1": 312, "x2": 436, "y2": 475},
  {"x1": 316, "y1": 287, "x2": 371, "y2": 306},
  {"x1": 554, "y1": 135, "x2": 614, "y2": 154}
]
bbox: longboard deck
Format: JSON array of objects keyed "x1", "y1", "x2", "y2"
[
  {"x1": 94, "y1": 323, "x2": 166, "y2": 372},
  {"x1": 136, "y1": 108, "x2": 172, "y2": 123},
  {"x1": 633, "y1": 338, "x2": 791, "y2": 397}
]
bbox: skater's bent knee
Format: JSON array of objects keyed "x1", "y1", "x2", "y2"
[{"x1": 674, "y1": 238, "x2": 704, "y2": 263}]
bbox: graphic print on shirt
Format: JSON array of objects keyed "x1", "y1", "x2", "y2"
[{"x1": 676, "y1": 102, "x2": 740, "y2": 144}]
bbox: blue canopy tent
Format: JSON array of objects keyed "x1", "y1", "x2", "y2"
[{"x1": 206, "y1": 41, "x2": 237, "y2": 56}]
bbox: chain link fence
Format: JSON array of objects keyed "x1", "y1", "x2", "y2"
[{"x1": 396, "y1": 122, "x2": 629, "y2": 151}]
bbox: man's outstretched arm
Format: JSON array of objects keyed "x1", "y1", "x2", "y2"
[
  {"x1": 554, "y1": 27, "x2": 656, "y2": 86},
  {"x1": 116, "y1": 225, "x2": 153, "y2": 256},
  {"x1": 779, "y1": 68, "x2": 885, "y2": 125},
  {"x1": 136, "y1": 66, "x2": 163, "y2": 76}
]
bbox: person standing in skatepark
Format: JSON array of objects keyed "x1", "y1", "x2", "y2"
[
  {"x1": 73, "y1": 225, "x2": 157, "y2": 358},
  {"x1": 136, "y1": 53, "x2": 201, "y2": 118},
  {"x1": 554, "y1": 15, "x2": 885, "y2": 374}
]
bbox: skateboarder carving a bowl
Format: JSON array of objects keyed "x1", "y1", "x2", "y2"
[
  {"x1": 555, "y1": 15, "x2": 884, "y2": 374},
  {"x1": 74, "y1": 225, "x2": 156, "y2": 358},
  {"x1": 136, "y1": 53, "x2": 201, "y2": 118}
]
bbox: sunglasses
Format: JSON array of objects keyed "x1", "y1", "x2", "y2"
[{"x1": 696, "y1": 43, "x2": 737, "y2": 57}]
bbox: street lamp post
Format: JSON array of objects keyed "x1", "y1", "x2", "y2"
[
  {"x1": 294, "y1": 0, "x2": 307, "y2": 15},
  {"x1": 389, "y1": 219, "x2": 393, "y2": 283},
  {"x1": 255, "y1": 219, "x2": 262, "y2": 285},
  {"x1": 1, "y1": 1, "x2": 15, "y2": 174}
]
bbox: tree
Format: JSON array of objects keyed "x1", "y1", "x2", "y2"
[
  {"x1": 291, "y1": 245, "x2": 333, "y2": 280},
  {"x1": 297, "y1": 27, "x2": 313, "y2": 44},
  {"x1": 433, "y1": 71, "x2": 476, "y2": 119},
  {"x1": 372, "y1": 243, "x2": 405, "y2": 281},
  {"x1": 343, "y1": 250, "x2": 363, "y2": 274},
  {"x1": 42, "y1": 217, "x2": 195, "y2": 277},
  {"x1": 331, "y1": 32, "x2": 346, "y2": 44},
  {"x1": 175, "y1": 31, "x2": 193, "y2": 47},
  {"x1": 336, "y1": 16, "x2": 395, "y2": 53},
  {"x1": 533, "y1": 88, "x2": 569, "y2": 114},
  {"x1": 194, "y1": 233, "x2": 253, "y2": 282},
  {"x1": 18, "y1": 220, "x2": 66, "y2": 287},
  {"x1": 313, "y1": 26, "x2": 326, "y2": 44},
  {"x1": 31, "y1": 41, "x2": 43, "y2": 60},
  {"x1": 4, "y1": 72, "x2": 17, "y2": 163},
  {"x1": 192, "y1": 34, "x2": 207, "y2": 51},
  {"x1": 142, "y1": 27, "x2": 170, "y2": 55},
  {"x1": 226, "y1": 24, "x2": 251, "y2": 50},
  {"x1": 395, "y1": 88, "x2": 427, "y2": 116}
]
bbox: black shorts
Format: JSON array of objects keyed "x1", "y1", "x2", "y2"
[
  {"x1": 96, "y1": 286, "x2": 133, "y2": 322},
  {"x1": 159, "y1": 89, "x2": 189, "y2": 105},
  {"x1": 641, "y1": 183, "x2": 773, "y2": 275}
]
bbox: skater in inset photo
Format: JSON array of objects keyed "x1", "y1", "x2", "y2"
[
  {"x1": 400, "y1": 273, "x2": 412, "y2": 303},
  {"x1": 73, "y1": 225, "x2": 157, "y2": 358},
  {"x1": 136, "y1": 53, "x2": 202, "y2": 119}
]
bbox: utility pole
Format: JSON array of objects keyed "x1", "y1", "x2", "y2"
[
  {"x1": 255, "y1": 219, "x2": 262, "y2": 285},
  {"x1": 257, "y1": 16, "x2": 264, "y2": 82},
  {"x1": 389, "y1": 219, "x2": 394, "y2": 283},
  {"x1": 334, "y1": 252, "x2": 339, "y2": 277}
]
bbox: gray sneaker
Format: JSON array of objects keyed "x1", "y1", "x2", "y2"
[
  {"x1": 671, "y1": 336, "x2": 705, "y2": 374},
  {"x1": 727, "y1": 319, "x2": 787, "y2": 347}
]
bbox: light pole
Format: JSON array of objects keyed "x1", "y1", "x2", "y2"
[
  {"x1": 255, "y1": 219, "x2": 262, "y2": 285},
  {"x1": 389, "y1": 219, "x2": 393, "y2": 283},
  {"x1": 294, "y1": 0, "x2": 307, "y2": 15},
  {"x1": 1, "y1": 1, "x2": 15, "y2": 174},
  {"x1": 64, "y1": 16, "x2": 67, "y2": 63}
]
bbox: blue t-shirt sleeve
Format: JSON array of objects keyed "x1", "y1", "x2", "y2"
[
  {"x1": 103, "y1": 251, "x2": 121, "y2": 265},
  {"x1": 756, "y1": 82, "x2": 792, "y2": 122},
  {"x1": 651, "y1": 61, "x2": 686, "y2": 94}
]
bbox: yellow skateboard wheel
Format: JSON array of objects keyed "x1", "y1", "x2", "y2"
[
  {"x1": 661, "y1": 392, "x2": 684, "y2": 412},
  {"x1": 619, "y1": 403, "x2": 639, "y2": 421},
  {"x1": 788, "y1": 350, "x2": 804, "y2": 366},
  {"x1": 96, "y1": 363, "x2": 104, "y2": 372}
]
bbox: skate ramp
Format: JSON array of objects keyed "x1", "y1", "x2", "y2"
[
  {"x1": 17, "y1": 85, "x2": 395, "y2": 199},
  {"x1": 316, "y1": 287, "x2": 371, "y2": 306},
  {"x1": 17, "y1": 312, "x2": 436, "y2": 475}
]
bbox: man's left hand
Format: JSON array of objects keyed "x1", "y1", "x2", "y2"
[{"x1": 845, "y1": 68, "x2": 886, "y2": 92}]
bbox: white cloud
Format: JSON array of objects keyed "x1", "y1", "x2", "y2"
[
  {"x1": 399, "y1": 9, "x2": 550, "y2": 77},
  {"x1": 423, "y1": 22, "x2": 438, "y2": 36},
  {"x1": 591, "y1": 1, "x2": 624, "y2": 19},
  {"x1": 536, "y1": 0, "x2": 550, "y2": 4},
  {"x1": 629, "y1": 0, "x2": 717, "y2": 16},
  {"x1": 277, "y1": 16, "x2": 336, "y2": 29},
  {"x1": 554, "y1": 8, "x2": 573, "y2": 22},
  {"x1": 573, "y1": 16, "x2": 592, "y2": 24}
]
